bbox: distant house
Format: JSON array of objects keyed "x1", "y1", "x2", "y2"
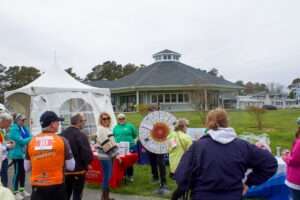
[
  {"x1": 90, "y1": 50, "x2": 242, "y2": 112},
  {"x1": 237, "y1": 90, "x2": 300, "y2": 109}
]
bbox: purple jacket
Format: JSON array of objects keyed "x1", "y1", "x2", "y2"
[
  {"x1": 285, "y1": 138, "x2": 300, "y2": 186},
  {"x1": 175, "y1": 128, "x2": 277, "y2": 200}
]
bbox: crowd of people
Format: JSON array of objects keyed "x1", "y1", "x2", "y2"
[{"x1": 0, "y1": 104, "x2": 299, "y2": 200}]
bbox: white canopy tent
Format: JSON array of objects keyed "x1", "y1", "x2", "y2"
[{"x1": 4, "y1": 63, "x2": 116, "y2": 137}]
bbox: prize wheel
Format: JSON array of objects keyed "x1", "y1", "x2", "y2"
[{"x1": 139, "y1": 111, "x2": 177, "y2": 154}]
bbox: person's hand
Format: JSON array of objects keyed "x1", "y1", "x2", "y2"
[
  {"x1": 8, "y1": 141, "x2": 15, "y2": 150},
  {"x1": 116, "y1": 156, "x2": 122, "y2": 164},
  {"x1": 282, "y1": 149, "x2": 290, "y2": 162},
  {"x1": 242, "y1": 184, "x2": 249, "y2": 195}
]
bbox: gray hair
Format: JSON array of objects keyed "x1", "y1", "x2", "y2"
[
  {"x1": 71, "y1": 113, "x2": 82, "y2": 125},
  {"x1": 0, "y1": 113, "x2": 13, "y2": 123}
]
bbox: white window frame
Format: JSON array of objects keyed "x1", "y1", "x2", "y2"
[{"x1": 150, "y1": 93, "x2": 191, "y2": 104}]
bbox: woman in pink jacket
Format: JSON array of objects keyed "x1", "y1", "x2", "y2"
[{"x1": 283, "y1": 117, "x2": 300, "y2": 200}]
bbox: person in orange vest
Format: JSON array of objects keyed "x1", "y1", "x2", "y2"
[{"x1": 24, "y1": 111, "x2": 75, "y2": 200}]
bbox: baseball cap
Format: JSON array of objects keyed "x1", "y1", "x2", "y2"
[
  {"x1": 147, "y1": 105, "x2": 156, "y2": 111},
  {"x1": 40, "y1": 111, "x2": 64, "y2": 128}
]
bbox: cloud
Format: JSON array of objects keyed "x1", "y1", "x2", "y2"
[{"x1": 0, "y1": 0, "x2": 299, "y2": 86}]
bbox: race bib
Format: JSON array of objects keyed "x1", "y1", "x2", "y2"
[
  {"x1": 169, "y1": 138, "x2": 177, "y2": 149},
  {"x1": 35, "y1": 136, "x2": 54, "y2": 150}
]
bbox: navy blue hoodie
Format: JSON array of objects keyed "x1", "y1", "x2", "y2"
[{"x1": 175, "y1": 127, "x2": 278, "y2": 200}]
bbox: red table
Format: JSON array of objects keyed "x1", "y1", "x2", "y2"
[{"x1": 85, "y1": 153, "x2": 139, "y2": 188}]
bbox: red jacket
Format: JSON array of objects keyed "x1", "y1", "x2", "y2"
[{"x1": 285, "y1": 138, "x2": 300, "y2": 186}]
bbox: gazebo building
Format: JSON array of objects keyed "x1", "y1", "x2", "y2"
[{"x1": 90, "y1": 50, "x2": 242, "y2": 112}]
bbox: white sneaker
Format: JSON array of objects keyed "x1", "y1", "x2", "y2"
[
  {"x1": 20, "y1": 190, "x2": 31, "y2": 198},
  {"x1": 15, "y1": 192, "x2": 24, "y2": 200}
]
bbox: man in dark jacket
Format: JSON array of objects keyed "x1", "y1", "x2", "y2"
[{"x1": 61, "y1": 113, "x2": 94, "y2": 200}]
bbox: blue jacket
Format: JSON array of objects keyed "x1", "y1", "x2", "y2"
[
  {"x1": 175, "y1": 128, "x2": 278, "y2": 200},
  {"x1": 8, "y1": 124, "x2": 32, "y2": 159}
]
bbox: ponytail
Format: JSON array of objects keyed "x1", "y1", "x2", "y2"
[{"x1": 206, "y1": 108, "x2": 229, "y2": 130}]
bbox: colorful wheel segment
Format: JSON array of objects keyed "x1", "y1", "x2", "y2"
[{"x1": 139, "y1": 111, "x2": 177, "y2": 154}]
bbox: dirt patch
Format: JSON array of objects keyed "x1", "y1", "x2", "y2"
[{"x1": 247, "y1": 128, "x2": 276, "y2": 131}]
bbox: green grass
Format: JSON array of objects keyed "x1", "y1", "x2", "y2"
[{"x1": 87, "y1": 109, "x2": 300, "y2": 199}]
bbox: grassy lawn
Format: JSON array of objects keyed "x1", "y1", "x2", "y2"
[{"x1": 86, "y1": 109, "x2": 300, "y2": 199}]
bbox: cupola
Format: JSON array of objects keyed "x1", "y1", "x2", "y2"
[{"x1": 152, "y1": 49, "x2": 181, "y2": 62}]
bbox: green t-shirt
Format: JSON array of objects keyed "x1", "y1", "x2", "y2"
[{"x1": 113, "y1": 123, "x2": 138, "y2": 148}]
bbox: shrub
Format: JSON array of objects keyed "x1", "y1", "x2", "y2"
[{"x1": 246, "y1": 106, "x2": 266, "y2": 130}]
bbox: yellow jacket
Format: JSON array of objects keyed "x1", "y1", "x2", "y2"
[{"x1": 167, "y1": 131, "x2": 193, "y2": 172}]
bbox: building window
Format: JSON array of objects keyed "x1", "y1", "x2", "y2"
[
  {"x1": 171, "y1": 94, "x2": 177, "y2": 102},
  {"x1": 168, "y1": 55, "x2": 171, "y2": 59},
  {"x1": 178, "y1": 94, "x2": 183, "y2": 102},
  {"x1": 158, "y1": 94, "x2": 163, "y2": 103},
  {"x1": 184, "y1": 94, "x2": 189, "y2": 102},
  {"x1": 165, "y1": 94, "x2": 170, "y2": 102},
  {"x1": 152, "y1": 94, "x2": 157, "y2": 103},
  {"x1": 163, "y1": 55, "x2": 167, "y2": 59}
]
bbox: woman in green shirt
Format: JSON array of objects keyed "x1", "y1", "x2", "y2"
[{"x1": 113, "y1": 113, "x2": 138, "y2": 182}]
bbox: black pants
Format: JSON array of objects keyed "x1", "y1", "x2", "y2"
[
  {"x1": 148, "y1": 152, "x2": 166, "y2": 184},
  {"x1": 65, "y1": 173, "x2": 86, "y2": 200},
  {"x1": 12, "y1": 159, "x2": 25, "y2": 193},
  {"x1": 31, "y1": 184, "x2": 66, "y2": 200}
]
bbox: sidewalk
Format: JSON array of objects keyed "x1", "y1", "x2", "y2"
[{"x1": 7, "y1": 166, "x2": 164, "y2": 200}]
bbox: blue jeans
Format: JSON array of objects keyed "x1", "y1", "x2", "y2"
[
  {"x1": 1, "y1": 158, "x2": 8, "y2": 187},
  {"x1": 99, "y1": 159, "x2": 113, "y2": 190},
  {"x1": 290, "y1": 188, "x2": 300, "y2": 200}
]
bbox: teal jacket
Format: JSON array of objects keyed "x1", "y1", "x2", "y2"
[
  {"x1": 8, "y1": 124, "x2": 32, "y2": 159},
  {"x1": 113, "y1": 123, "x2": 138, "y2": 148}
]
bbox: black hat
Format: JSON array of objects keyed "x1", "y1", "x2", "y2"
[{"x1": 40, "y1": 111, "x2": 64, "y2": 128}]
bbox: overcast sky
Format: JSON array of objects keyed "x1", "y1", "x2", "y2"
[{"x1": 0, "y1": 0, "x2": 299, "y2": 87}]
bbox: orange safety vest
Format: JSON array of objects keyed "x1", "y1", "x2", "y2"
[{"x1": 27, "y1": 133, "x2": 65, "y2": 186}]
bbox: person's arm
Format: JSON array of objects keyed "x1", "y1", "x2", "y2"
[
  {"x1": 61, "y1": 137, "x2": 76, "y2": 171},
  {"x1": 175, "y1": 142, "x2": 197, "y2": 191},
  {"x1": 184, "y1": 135, "x2": 193, "y2": 150},
  {"x1": 9, "y1": 128, "x2": 32, "y2": 146},
  {"x1": 78, "y1": 133, "x2": 94, "y2": 167},
  {"x1": 130, "y1": 124, "x2": 138, "y2": 139},
  {"x1": 284, "y1": 140, "x2": 300, "y2": 166},
  {"x1": 245, "y1": 143, "x2": 278, "y2": 188},
  {"x1": 24, "y1": 145, "x2": 31, "y2": 172}
]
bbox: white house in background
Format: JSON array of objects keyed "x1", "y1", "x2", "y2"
[{"x1": 237, "y1": 90, "x2": 300, "y2": 109}]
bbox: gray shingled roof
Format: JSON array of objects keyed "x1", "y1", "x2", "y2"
[
  {"x1": 89, "y1": 61, "x2": 242, "y2": 90},
  {"x1": 153, "y1": 49, "x2": 180, "y2": 56}
]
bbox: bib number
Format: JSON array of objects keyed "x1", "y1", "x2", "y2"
[
  {"x1": 35, "y1": 136, "x2": 54, "y2": 150},
  {"x1": 169, "y1": 138, "x2": 177, "y2": 149}
]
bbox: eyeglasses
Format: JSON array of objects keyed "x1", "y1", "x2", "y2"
[
  {"x1": 21, "y1": 119, "x2": 26, "y2": 122},
  {"x1": 185, "y1": 124, "x2": 189, "y2": 127},
  {"x1": 102, "y1": 118, "x2": 110, "y2": 121},
  {"x1": 118, "y1": 118, "x2": 125, "y2": 121},
  {"x1": 80, "y1": 120, "x2": 87, "y2": 122}
]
